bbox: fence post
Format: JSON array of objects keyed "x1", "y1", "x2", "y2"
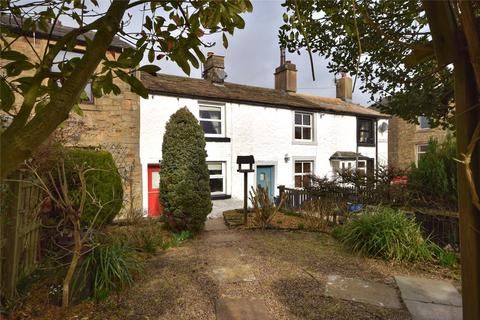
[{"x1": 3, "y1": 171, "x2": 22, "y2": 299}]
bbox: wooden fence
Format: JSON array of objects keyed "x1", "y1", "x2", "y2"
[
  {"x1": 1, "y1": 172, "x2": 42, "y2": 300},
  {"x1": 279, "y1": 185, "x2": 362, "y2": 210},
  {"x1": 278, "y1": 186, "x2": 460, "y2": 250}
]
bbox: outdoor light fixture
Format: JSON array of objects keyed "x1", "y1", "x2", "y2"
[
  {"x1": 236, "y1": 155, "x2": 255, "y2": 224},
  {"x1": 284, "y1": 153, "x2": 290, "y2": 163}
]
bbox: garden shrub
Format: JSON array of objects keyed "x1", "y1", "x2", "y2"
[
  {"x1": 106, "y1": 219, "x2": 166, "y2": 254},
  {"x1": 64, "y1": 148, "x2": 123, "y2": 226},
  {"x1": 333, "y1": 206, "x2": 445, "y2": 263},
  {"x1": 249, "y1": 185, "x2": 286, "y2": 229},
  {"x1": 72, "y1": 241, "x2": 141, "y2": 302},
  {"x1": 409, "y1": 135, "x2": 457, "y2": 209},
  {"x1": 161, "y1": 107, "x2": 211, "y2": 233}
]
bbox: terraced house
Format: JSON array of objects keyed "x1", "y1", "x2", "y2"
[
  {"x1": 139, "y1": 53, "x2": 389, "y2": 216},
  {"x1": 1, "y1": 15, "x2": 388, "y2": 218}
]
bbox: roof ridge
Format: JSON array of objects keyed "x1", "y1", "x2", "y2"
[{"x1": 141, "y1": 72, "x2": 387, "y2": 118}]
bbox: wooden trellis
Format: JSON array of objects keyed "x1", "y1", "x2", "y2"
[{"x1": 0, "y1": 172, "x2": 42, "y2": 300}]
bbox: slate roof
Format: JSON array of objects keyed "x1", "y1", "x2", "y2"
[
  {"x1": 329, "y1": 151, "x2": 372, "y2": 160},
  {"x1": 0, "y1": 14, "x2": 131, "y2": 52},
  {"x1": 141, "y1": 72, "x2": 387, "y2": 118}
]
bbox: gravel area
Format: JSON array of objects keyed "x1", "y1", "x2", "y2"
[{"x1": 15, "y1": 228, "x2": 460, "y2": 320}]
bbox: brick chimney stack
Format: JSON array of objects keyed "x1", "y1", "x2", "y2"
[
  {"x1": 336, "y1": 72, "x2": 353, "y2": 101},
  {"x1": 203, "y1": 52, "x2": 227, "y2": 84},
  {"x1": 274, "y1": 47, "x2": 297, "y2": 93}
]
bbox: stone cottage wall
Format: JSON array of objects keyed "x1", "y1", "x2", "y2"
[
  {"x1": 2, "y1": 35, "x2": 142, "y2": 215},
  {"x1": 388, "y1": 116, "x2": 448, "y2": 169}
]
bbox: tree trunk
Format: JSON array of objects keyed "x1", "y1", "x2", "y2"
[
  {"x1": 0, "y1": 0, "x2": 130, "y2": 180},
  {"x1": 62, "y1": 220, "x2": 82, "y2": 308},
  {"x1": 454, "y1": 47, "x2": 480, "y2": 320}
]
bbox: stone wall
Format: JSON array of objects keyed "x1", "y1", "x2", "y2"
[
  {"x1": 388, "y1": 116, "x2": 448, "y2": 169},
  {"x1": 2, "y1": 35, "x2": 142, "y2": 215}
]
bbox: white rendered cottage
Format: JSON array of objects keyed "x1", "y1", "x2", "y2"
[{"x1": 139, "y1": 53, "x2": 388, "y2": 217}]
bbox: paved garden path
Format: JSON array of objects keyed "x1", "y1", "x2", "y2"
[
  {"x1": 395, "y1": 276, "x2": 462, "y2": 320},
  {"x1": 53, "y1": 218, "x2": 460, "y2": 319},
  {"x1": 204, "y1": 218, "x2": 272, "y2": 320}
]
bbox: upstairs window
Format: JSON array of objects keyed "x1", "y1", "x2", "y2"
[
  {"x1": 294, "y1": 112, "x2": 313, "y2": 141},
  {"x1": 357, "y1": 118, "x2": 375, "y2": 146},
  {"x1": 294, "y1": 161, "x2": 313, "y2": 188},
  {"x1": 418, "y1": 116, "x2": 431, "y2": 129},
  {"x1": 199, "y1": 104, "x2": 224, "y2": 137},
  {"x1": 52, "y1": 50, "x2": 94, "y2": 103}
]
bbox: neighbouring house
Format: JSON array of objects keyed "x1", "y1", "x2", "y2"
[
  {"x1": 139, "y1": 52, "x2": 389, "y2": 217},
  {"x1": 388, "y1": 115, "x2": 449, "y2": 169},
  {"x1": 0, "y1": 16, "x2": 143, "y2": 212}
]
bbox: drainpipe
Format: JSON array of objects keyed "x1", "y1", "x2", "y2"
[{"x1": 375, "y1": 119, "x2": 379, "y2": 179}]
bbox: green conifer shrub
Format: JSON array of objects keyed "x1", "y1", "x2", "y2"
[
  {"x1": 408, "y1": 135, "x2": 457, "y2": 209},
  {"x1": 64, "y1": 148, "x2": 123, "y2": 226},
  {"x1": 160, "y1": 107, "x2": 211, "y2": 232}
]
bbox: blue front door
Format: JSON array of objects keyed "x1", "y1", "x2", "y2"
[{"x1": 256, "y1": 166, "x2": 275, "y2": 200}]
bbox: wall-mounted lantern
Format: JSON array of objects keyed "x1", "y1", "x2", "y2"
[
  {"x1": 284, "y1": 153, "x2": 290, "y2": 163},
  {"x1": 237, "y1": 155, "x2": 255, "y2": 224}
]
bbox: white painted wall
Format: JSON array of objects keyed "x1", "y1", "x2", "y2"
[{"x1": 140, "y1": 94, "x2": 388, "y2": 212}]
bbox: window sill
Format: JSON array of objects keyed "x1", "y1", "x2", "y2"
[
  {"x1": 211, "y1": 194, "x2": 231, "y2": 200},
  {"x1": 292, "y1": 139, "x2": 316, "y2": 146},
  {"x1": 357, "y1": 143, "x2": 376, "y2": 147},
  {"x1": 206, "y1": 137, "x2": 231, "y2": 142}
]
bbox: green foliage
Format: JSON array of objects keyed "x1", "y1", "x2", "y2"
[
  {"x1": 73, "y1": 241, "x2": 141, "y2": 302},
  {"x1": 107, "y1": 220, "x2": 166, "y2": 254},
  {"x1": 409, "y1": 136, "x2": 457, "y2": 209},
  {"x1": 333, "y1": 206, "x2": 444, "y2": 263},
  {"x1": 1, "y1": 0, "x2": 253, "y2": 180},
  {"x1": 161, "y1": 107, "x2": 211, "y2": 233},
  {"x1": 64, "y1": 148, "x2": 123, "y2": 226},
  {"x1": 279, "y1": 0, "x2": 457, "y2": 128},
  {"x1": 297, "y1": 223, "x2": 305, "y2": 230},
  {"x1": 249, "y1": 185, "x2": 286, "y2": 229}
]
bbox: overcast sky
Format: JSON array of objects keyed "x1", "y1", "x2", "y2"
[
  {"x1": 61, "y1": 0, "x2": 371, "y2": 106},
  {"x1": 148, "y1": 0, "x2": 371, "y2": 106}
]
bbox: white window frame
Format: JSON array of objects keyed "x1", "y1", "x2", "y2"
[
  {"x1": 294, "y1": 160, "x2": 314, "y2": 188},
  {"x1": 417, "y1": 116, "x2": 431, "y2": 130},
  {"x1": 356, "y1": 160, "x2": 367, "y2": 174},
  {"x1": 293, "y1": 111, "x2": 314, "y2": 142},
  {"x1": 199, "y1": 103, "x2": 225, "y2": 137},
  {"x1": 207, "y1": 161, "x2": 226, "y2": 195},
  {"x1": 415, "y1": 144, "x2": 429, "y2": 166},
  {"x1": 52, "y1": 50, "x2": 94, "y2": 104}
]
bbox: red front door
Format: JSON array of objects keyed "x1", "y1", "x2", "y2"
[{"x1": 147, "y1": 164, "x2": 162, "y2": 217}]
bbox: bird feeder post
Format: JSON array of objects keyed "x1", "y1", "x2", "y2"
[{"x1": 236, "y1": 155, "x2": 255, "y2": 225}]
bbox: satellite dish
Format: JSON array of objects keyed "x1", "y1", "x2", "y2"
[{"x1": 379, "y1": 122, "x2": 388, "y2": 133}]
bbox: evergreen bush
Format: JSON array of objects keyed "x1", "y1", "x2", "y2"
[
  {"x1": 64, "y1": 148, "x2": 123, "y2": 226},
  {"x1": 409, "y1": 135, "x2": 457, "y2": 209},
  {"x1": 160, "y1": 107, "x2": 211, "y2": 232}
]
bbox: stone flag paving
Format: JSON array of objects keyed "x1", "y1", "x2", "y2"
[
  {"x1": 325, "y1": 275, "x2": 402, "y2": 309},
  {"x1": 395, "y1": 276, "x2": 462, "y2": 320},
  {"x1": 203, "y1": 218, "x2": 271, "y2": 320}
]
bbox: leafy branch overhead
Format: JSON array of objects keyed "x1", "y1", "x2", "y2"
[
  {"x1": 279, "y1": 0, "x2": 456, "y2": 128},
  {"x1": 0, "y1": 0, "x2": 252, "y2": 179}
]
